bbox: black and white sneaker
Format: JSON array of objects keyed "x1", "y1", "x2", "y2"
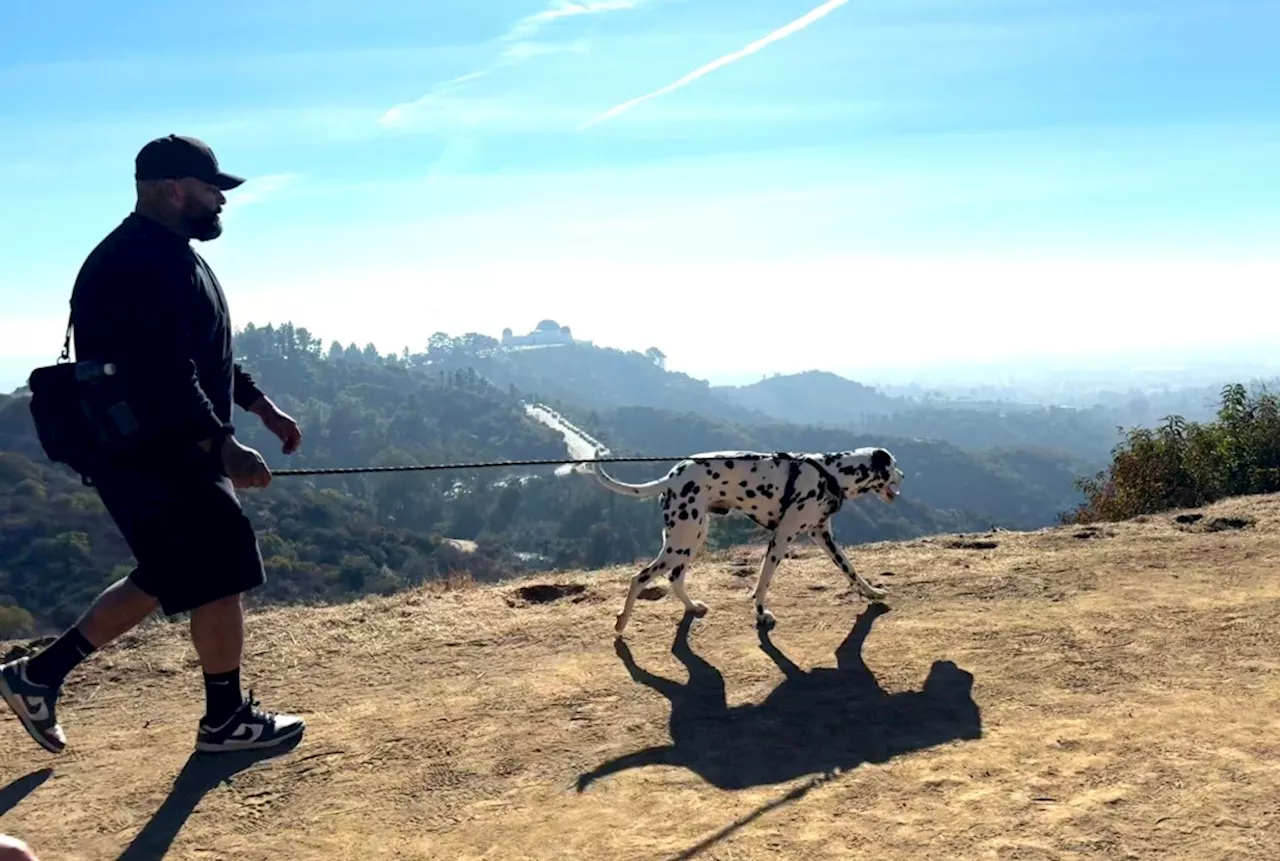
[
  {"x1": 195, "y1": 691, "x2": 305, "y2": 754},
  {"x1": 0, "y1": 656, "x2": 67, "y2": 754}
]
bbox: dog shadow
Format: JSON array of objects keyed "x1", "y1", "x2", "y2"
[
  {"x1": 576, "y1": 604, "x2": 982, "y2": 792},
  {"x1": 0, "y1": 767, "x2": 53, "y2": 816},
  {"x1": 115, "y1": 735, "x2": 301, "y2": 861}
]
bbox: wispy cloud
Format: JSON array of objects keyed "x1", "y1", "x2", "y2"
[
  {"x1": 379, "y1": 71, "x2": 491, "y2": 128},
  {"x1": 380, "y1": 0, "x2": 645, "y2": 128},
  {"x1": 506, "y1": 0, "x2": 642, "y2": 47},
  {"x1": 501, "y1": 38, "x2": 590, "y2": 62},
  {"x1": 580, "y1": 0, "x2": 851, "y2": 129}
]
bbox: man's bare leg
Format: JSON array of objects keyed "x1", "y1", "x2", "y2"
[
  {"x1": 189, "y1": 594, "x2": 246, "y2": 725},
  {"x1": 0, "y1": 574, "x2": 158, "y2": 753},
  {"x1": 188, "y1": 592, "x2": 306, "y2": 752},
  {"x1": 189, "y1": 593, "x2": 244, "y2": 674},
  {"x1": 76, "y1": 577, "x2": 161, "y2": 647},
  {"x1": 26, "y1": 576, "x2": 158, "y2": 687}
]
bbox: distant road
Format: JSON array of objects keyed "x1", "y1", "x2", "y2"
[{"x1": 523, "y1": 404, "x2": 608, "y2": 465}]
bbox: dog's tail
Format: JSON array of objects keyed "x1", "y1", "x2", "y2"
[{"x1": 580, "y1": 455, "x2": 674, "y2": 499}]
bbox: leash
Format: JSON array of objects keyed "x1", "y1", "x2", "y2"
[{"x1": 270, "y1": 454, "x2": 686, "y2": 477}]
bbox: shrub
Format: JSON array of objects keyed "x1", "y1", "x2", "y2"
[
  {"x1": 0, "y1": 604, "x2": 35, "y2": 639},
  {"x1": 1065, "y1": 382, "x2": 1280, "y2": 523}
]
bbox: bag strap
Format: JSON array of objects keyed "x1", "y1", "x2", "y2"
[{"x1": 59, "y1": 307, "x2": 74, "y2": 364}]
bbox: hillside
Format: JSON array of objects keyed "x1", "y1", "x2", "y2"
[
  {"x1": 558, "y1": 404, "x2": 1090, "y2": 532},
  {"x1": 712, "y1": 369, "x2": 903, "y2": 425},
  {"x1": 3, "y1": 494, "x2": 1278, "y2": 859},
  {"x1": 855, "y1": 402, "x2": 1126, "y2": 462},
  {"x1": 423, "y1": 332, "x2": 773, "y2": 426},
  {"x1": 0, "y1": 321, "x2": 1108, "y2": 633},
  {"x1": 420, "y1": 330, "x2": 1133, "y2": 466}
]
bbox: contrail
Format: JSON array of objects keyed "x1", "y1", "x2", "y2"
[
  {"x1": 381, "y1": 1, "x2": 646, "y2": 128},
  {"x1": 579, "y1": 0, "x2": 851, "y2": 130}
]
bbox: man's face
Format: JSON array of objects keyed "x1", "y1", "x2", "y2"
[{"x1": 172, "y1": 178, "x2": 227, "y2": 241}]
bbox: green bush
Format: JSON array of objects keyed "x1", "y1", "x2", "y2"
[
  {"x1": 1065, "y1": 383, "x2": 1280, "y2": 523},
  {"x1": 0, "y1": 604, "x2": 35, "y2": 639}
]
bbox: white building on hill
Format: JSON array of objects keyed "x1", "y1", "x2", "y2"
[{"x1": 501, "y1": 319, "x2": 577, "y2": 348}]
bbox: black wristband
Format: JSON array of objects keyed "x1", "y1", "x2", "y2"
[{"x1": 203, "y1": 423, "x2": 235, "y2": 448}]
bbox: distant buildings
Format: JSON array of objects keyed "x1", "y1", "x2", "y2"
[{"x1": 501, "y1": 319, "x2": 578, "y2": 348}]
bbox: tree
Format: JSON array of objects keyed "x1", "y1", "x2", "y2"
[
  {"x1": 427, "y1": 332, "x2": 454, "y2": 357},
  {"x1": 486, "y1": 482, "x2": 523, "y2": 533}
]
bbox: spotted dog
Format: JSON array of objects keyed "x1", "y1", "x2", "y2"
[{"x1": 582, "y1": 448, "x2": 904, "y2": 634}]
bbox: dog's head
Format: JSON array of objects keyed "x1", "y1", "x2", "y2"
[{"x1": 829, "y1": 447, "x2": 904, "y2": 503}]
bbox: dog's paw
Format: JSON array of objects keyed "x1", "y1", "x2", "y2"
[
  {"x1": 691, "y1": 601, "x2": 709, "y2": 618},
  {"x1": 860, "y1": 583, "x2": 889, "y2": 600},
  {"x1": 755, "y1": 609, "x2": 777, "y2": 631}
]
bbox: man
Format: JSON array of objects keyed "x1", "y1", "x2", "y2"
[{"x1": 0, "y1": 135, "x2": 305, "y2": 756}]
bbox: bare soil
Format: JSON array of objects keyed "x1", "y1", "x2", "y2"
[{"x1": 3, "y1": 494, "x2": 1280, "y2": 860}]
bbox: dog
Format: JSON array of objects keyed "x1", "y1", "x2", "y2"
[{"x1": 582, "y1": 447, "x2": 905, "y2": 634}]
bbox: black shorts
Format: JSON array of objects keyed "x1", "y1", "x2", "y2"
[{"x1": 92, "y1": 459, "x2": 266, "y2": 617}]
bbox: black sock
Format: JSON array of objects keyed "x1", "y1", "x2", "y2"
[
  {"x1": 203, "y1": 668, "x2": 244, "y2": 725},
  {"x1": 24, "y1": 627, "x2": 96, "y2": 688}
]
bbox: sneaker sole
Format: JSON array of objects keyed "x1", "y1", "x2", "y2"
[
  {"x1": 0, "y1": 675, "x2": 65, "y2": 755},
  {"x1": 194, "y1": 720, "x2": 305, "y2": 754}
]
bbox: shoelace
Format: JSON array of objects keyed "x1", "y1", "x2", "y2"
[{"x1": 242, "y1": 689, "x2": 279, "y2": 722}]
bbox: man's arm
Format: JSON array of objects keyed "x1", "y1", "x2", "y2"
[
  {"x1": 233, "y1": 363, "x2": 303, "y2": 455},
  {"x1": 101, "y1": 260, "x2": 230, "y2": 449},
  {"x1": 233, "y1": 363, "x2": 267, "y2": 412}
]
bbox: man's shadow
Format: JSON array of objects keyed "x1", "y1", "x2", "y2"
[
  {"x1": 115, "y1": 736, "x2": 301, "y2": 861},
  {"x1": 0, "y1": 767, "x2": 52, "y2": 816},
  {"x1": 577, "y1": 603, "x2": 982, "y2": 792}
]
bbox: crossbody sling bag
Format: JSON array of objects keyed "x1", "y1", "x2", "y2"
[{"x1": 25, "y1": 310, "x2": 146, "y2": 486}]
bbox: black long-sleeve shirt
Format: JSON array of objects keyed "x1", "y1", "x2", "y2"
[{"x1": 69, "y1": 212, "x2": 264, "y2": 456}]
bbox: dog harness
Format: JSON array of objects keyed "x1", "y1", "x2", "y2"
[{"x1": 776, "y1": 453, "x2": 846, "y2": 521}]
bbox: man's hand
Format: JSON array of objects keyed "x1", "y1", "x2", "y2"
[
  {"x1": 221, "y1": 436, "x2": 272, "y2": 489},
  {"x1": 248, "y1": 396, "x2": 303, "y2": 455}
]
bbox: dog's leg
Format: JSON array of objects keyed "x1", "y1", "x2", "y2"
[
  {"x1": 666, "y1": 544, "x2": 709, "y2": 623},
  {"x1": 752, "y1": 537, "x2": 785, "y2": 630},
  {"x1": 814, "y1": 521, "x2": 888, "y2": 600},
  {"x1": 666, "y1": 504, "x2": 710, "y2": 621},
  {"x1": 615, "y1": 490, "x2": 706, "y2": 635},
  {"x1": 752, "y1": 519, "x2": 807, "y2": 631},
  {"x1": 616, "y1": 557, "x2": 664, "y2": 636},
  {"x1": 752, "y1": 499, "x2": 827, "y2": 629}
]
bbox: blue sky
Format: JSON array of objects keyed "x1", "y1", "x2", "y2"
[{"x1": 2, "y1": 0, "x2": 1278, "y2": 390}]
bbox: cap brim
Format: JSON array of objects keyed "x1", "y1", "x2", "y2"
[{"x1": 214, "y1": 172, "x2": 246, "y2": 191}]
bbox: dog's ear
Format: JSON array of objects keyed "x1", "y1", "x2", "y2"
[{"x1": 870, "y1": 448, "x2": 891, "y2": 471}]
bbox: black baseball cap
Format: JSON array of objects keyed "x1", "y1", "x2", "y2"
[{"x1": 134, "y1": 134, "x2": 245, "y2": 190}]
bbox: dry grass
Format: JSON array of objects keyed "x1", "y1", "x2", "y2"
[{"x1": 3, "y1": 495, "x2": 1280, "y2": 860}]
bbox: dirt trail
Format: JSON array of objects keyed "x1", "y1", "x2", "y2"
[{"x1": 3, "y1": 496, "x2": 1280, "y2": 860}]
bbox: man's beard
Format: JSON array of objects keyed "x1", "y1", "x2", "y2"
[{"x1": 183, "y1": 209, "x2": 223, "y2": 242}]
